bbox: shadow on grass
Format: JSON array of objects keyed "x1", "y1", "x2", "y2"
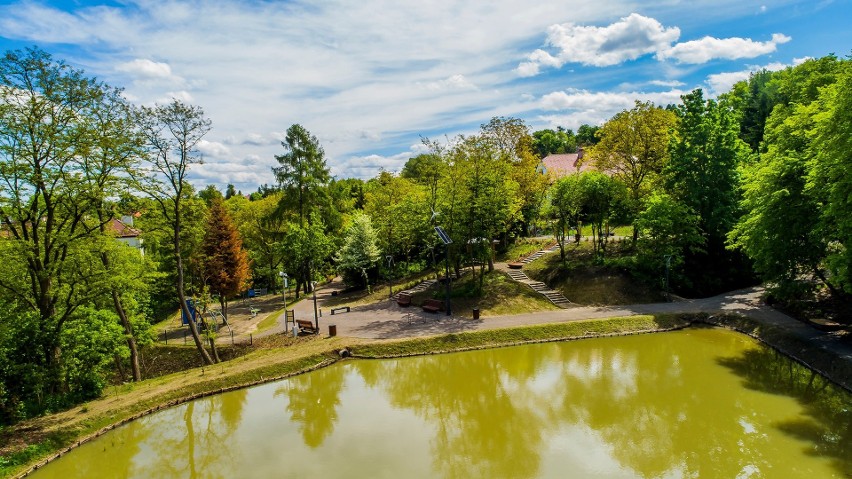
[{"x1": 717, "y1": 347, "x2": 852, "y2": 475}]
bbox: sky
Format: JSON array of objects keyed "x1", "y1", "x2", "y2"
[{"x1": 0, "y1": 0, "x2": 849, "y2": 192}]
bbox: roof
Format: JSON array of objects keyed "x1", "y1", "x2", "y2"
[
  {"x1": 110, "y1": 218, "x2": 141, "y2": 238},
  {"x1": 540, "y1": 151, "x2": 596, "y2": 178}
]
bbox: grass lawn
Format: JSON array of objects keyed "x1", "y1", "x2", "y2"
[
  {"x1": 411, "y1": 268, "x2": 561, "y2": 317},
  {"x1": 495, "y1": 237, "x2": 555, "y2": 262},
  {"x1": 524, "y1": 241, "x2": 664, "y2": 305},
  {"x1": 322, "y1": 269, "x2": 438, "y2": 308}
]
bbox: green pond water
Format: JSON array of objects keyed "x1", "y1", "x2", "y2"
[{"x1": 30, "y1": 328, "x2": 852, "y2": 478}]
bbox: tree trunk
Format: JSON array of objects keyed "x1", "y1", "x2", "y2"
[
  {"x1": 112, "y1": 289, "x2": 142, "y2": 381},
  {"x1": 177, "y1": 255, "x2": 214, "y2": 366}
]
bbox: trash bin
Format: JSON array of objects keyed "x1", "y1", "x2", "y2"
[
  {"x1": 472, "y1": 308, "x2": 480, "y2": 320},
  {"x1": 328, "y1": 324, "x2": 337, "y2": 337}
]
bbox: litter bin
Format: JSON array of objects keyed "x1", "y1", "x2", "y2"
[
  {"x1": 472, "y1": 308, "x2": 480, "y2": 320},
  {"x1": 328, "y1": 324, "x2": 337, "y2": 337}
]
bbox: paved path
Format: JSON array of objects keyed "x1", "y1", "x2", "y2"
[{"x1": 264, "y1": 277, "x2": 851, "y2": 365}]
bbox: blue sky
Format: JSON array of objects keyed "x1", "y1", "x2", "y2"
[{"x1": 0, "y1": 0, "x2": 849, "y2": 191}]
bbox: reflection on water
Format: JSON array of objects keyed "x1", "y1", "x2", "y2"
[{"x1": 31, "y1": 328, "x2": 852, "y2": 478}]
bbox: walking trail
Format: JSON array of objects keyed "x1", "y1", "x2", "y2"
[{"x1": 256, "y1": 263, "x2": 851, "y2": 367}]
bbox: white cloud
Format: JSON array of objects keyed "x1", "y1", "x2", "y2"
[
  {"x1": 535, "y1": 88, "x2": 688, "y2": 131},
  {"x1": 419, "y1": 74, "x2": 478, "y2": 91},
  {"x1": 659, "y1": 33, "x2": 791, "y2": 63},
  {"x1": 539, "y1": 88, "x2": 686, "y2": 112},
  {"x1": 0, "y1": 0, "x2": 835, "y2": 190},
  {"x1": 116, "y1": 59, "x2": 174, "y2": 80},
  {"x1": 197, "y1": 140, "x2": 231, "y2": 158},
  {"x1": 649, "y1": 80, "x2": 685, "y2": 87},
  {"x1": 705, "y1": 59, "x2": 797, "y2": 95},
  {"x1": 518, "y1": 13, "x2": 680, "y2": 74}
]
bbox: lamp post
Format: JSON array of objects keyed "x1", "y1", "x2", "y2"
[
  {"x1": 279, "y1": 271, "x2": 288, "y2": 324},
  {"x1": 663, "y1": 254, "x2": 672, "y2": 302},
  {"x1": 434, "y1": 226, "x2": 453, "y2": 317},
  {"x1": 387, "y1": 255, "x2": 394, "y2": 299},
  {"x1": 311, "y1": 281, "x2": 319, "y2": 332}
]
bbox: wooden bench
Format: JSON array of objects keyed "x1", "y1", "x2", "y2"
[
  {"x1": 396, "y1": 293, "x2": 412, "y2": 307},
  {"x1": 296, "y1": 319, "x2": 317, "y2": 334},
  {"x1": 422, "y1": 298, "x2": 443, "y2": 313},
  {"x1": 330, "y1": 306, "x2": 350, "y2": 315},
  {"x1": 508, "y1": 262, "x2": 524, "y2": 269}
]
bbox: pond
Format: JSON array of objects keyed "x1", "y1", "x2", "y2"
[{"x1": 30, "y1": 328, "x2": 852, "y2": 478}]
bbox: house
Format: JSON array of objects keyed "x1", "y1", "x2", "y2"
[
  {"x1": 538, "y1": 148, "x2": 596, "y2": 180},
  {"x1": 110, "y1": 214, "x2": 144, "y2": 256}
]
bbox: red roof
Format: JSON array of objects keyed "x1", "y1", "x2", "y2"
[
  {"x1": 540, "y1": 152, "x2": 596, "y2": 178},
  {"x1": 110, "y1": 219, "x2": 141, "y2": 238}
]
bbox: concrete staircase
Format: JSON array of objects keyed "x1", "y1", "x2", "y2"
[
  {"x1": 521, "y1": 242, "x2": 562, "y2": 264},
  {"x1": 506, "y1": 268, "x2": 572, "y2": 308},
  {"x1": 392, "y1": 279, "x2": 437, "y2": 300}
]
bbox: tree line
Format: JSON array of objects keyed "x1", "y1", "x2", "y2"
[{"x1": 0, "y1": 46, "x2": 849, "y2": 424}]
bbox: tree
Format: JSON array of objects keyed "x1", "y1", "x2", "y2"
[
  {"x1": 531, "y1": 127, "x2": 577, "y2": 158},
  {"x1": 579, "y1": 172, "x2": 627, "y2": 257},
  {"x1": 335, "y1": 212, "x2": 381, "y2": 288},
  {"x1": 272, "y1": 124, "x2": 332, "y2": 296},
  {"x1": 549, "y1": 174, "x2": 586, "y2": 264},
  {"x1": 576, "y1": 124, "x2": 600, "y2": 146},
  {"x1": 83, "y1": 85, "x2": 148, "y2": 382},
  {"x1": 228, "y1": 193, "x2": 286, "y2": 293},
  {"x1": 664, "y1": 89, "x2": 751, "y2": 294},
  {"x1": 139, "y1": 99, "x2": 215, "y2": 366},
  {"x1": 279, "y1": 215, "x2": 333, "y2": 298},
  {"x1": 806, "y1": 60, "x2": 852, "y2": 299},
  {"x1": 201, "y1": 196, "x2": 251, "y2": 321},
  {"x1": 588, "y1": 101, "x2": 676, "y2": 242},
  {"x1": 273, "y1": 124, "x2": 330, "y2": 227},
  {"x1": 225, "y1": 183, "x2": 237, "y2": 199},
  {"x1": 0, "y1": 48, "x2": 135, "y2": 410},
  {"x1": 634, "y1": 192, "x2": 703, "y2": 285}
]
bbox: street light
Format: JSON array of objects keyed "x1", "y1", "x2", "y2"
[
  {"x1": 386, "y1": 255, "x2": 394, "y2": 299},
  {"x1": 663, "y1": 255, "x2": 672, "y2": 302},
  {"x1": 435, "y1": 226, "x2": 453, "y2": 316},
  {"x1": 279, "y1": 271, "x2": 288, "y2": 326},
  {"x1": 311, "y1": 281, "x2": 319, "y2": 332}
]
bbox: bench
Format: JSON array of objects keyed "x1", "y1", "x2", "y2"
[
  {"x1": 508, "y1": 262, "x2": 524, "y2": 269},
  {"x1": 422, "y1": 298, "x2": 443, "y2": 313},
  {"x1": 249, "y1": 307, "x2": 260, "y2": 317},
  {"x1": 296, "y1": 319, "x2": 317, "y2": 334},
  {"x1": 330, "y1": 306, "x2": 350, "y2": 315},
  {"x1": 396, "y1": 293, "x2": 412, "y2": 307}
]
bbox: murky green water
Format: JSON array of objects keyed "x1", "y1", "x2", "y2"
[{"x1": 30, "y1": 328, "x2": 852, "y2": 478}]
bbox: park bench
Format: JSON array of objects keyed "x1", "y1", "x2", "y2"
[
  {"x1": 330, "y1": 306, "x2": 350, "y2": 315},
  {"x1": 296, "y1": 319, "x2": 317, "y2": 334},
  {"x1": 396, "y1": 293, "x2": 412, "y2": 307},
  {"x1": 422, "y1": 298, "x2": 443, "y2": 313},
  {"x1": 508, "y1": 262, "x2": 524, "y2": 269}
]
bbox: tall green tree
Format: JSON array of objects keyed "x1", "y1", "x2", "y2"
[
  {"x1": 273, "y1": 124, "x2": 330, "y2": 227},
  {"x1": 807, "y1": 60, "x2": 852, "y2": 298},
  {"x1": 83, "y1": 86, "x2": 148, "y2": 382},
  {"x1": 531, "y1": 127, "x2": 577, "y2": 158},
  {"x1": 0, "y1": 48, "x2": 134, "y2": 412},
  {"x1": 664, "y1": 89, "x2": 751, "y2": 294},
  {"x1": 272, "y1": 124, "x2": 331, "y2": 295},
  {"x1": 549, "y1": 173, "x2": 586, "y2": 264},
  {"x1": 139, "y1": 99, "x2": 215, "y2": 366},
  {"x1": 588, "y1": 101, "x2": 676, "y2": 242},
  {"x1": 335, "y1": 212, "x2": 381, "y2": 288}
]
